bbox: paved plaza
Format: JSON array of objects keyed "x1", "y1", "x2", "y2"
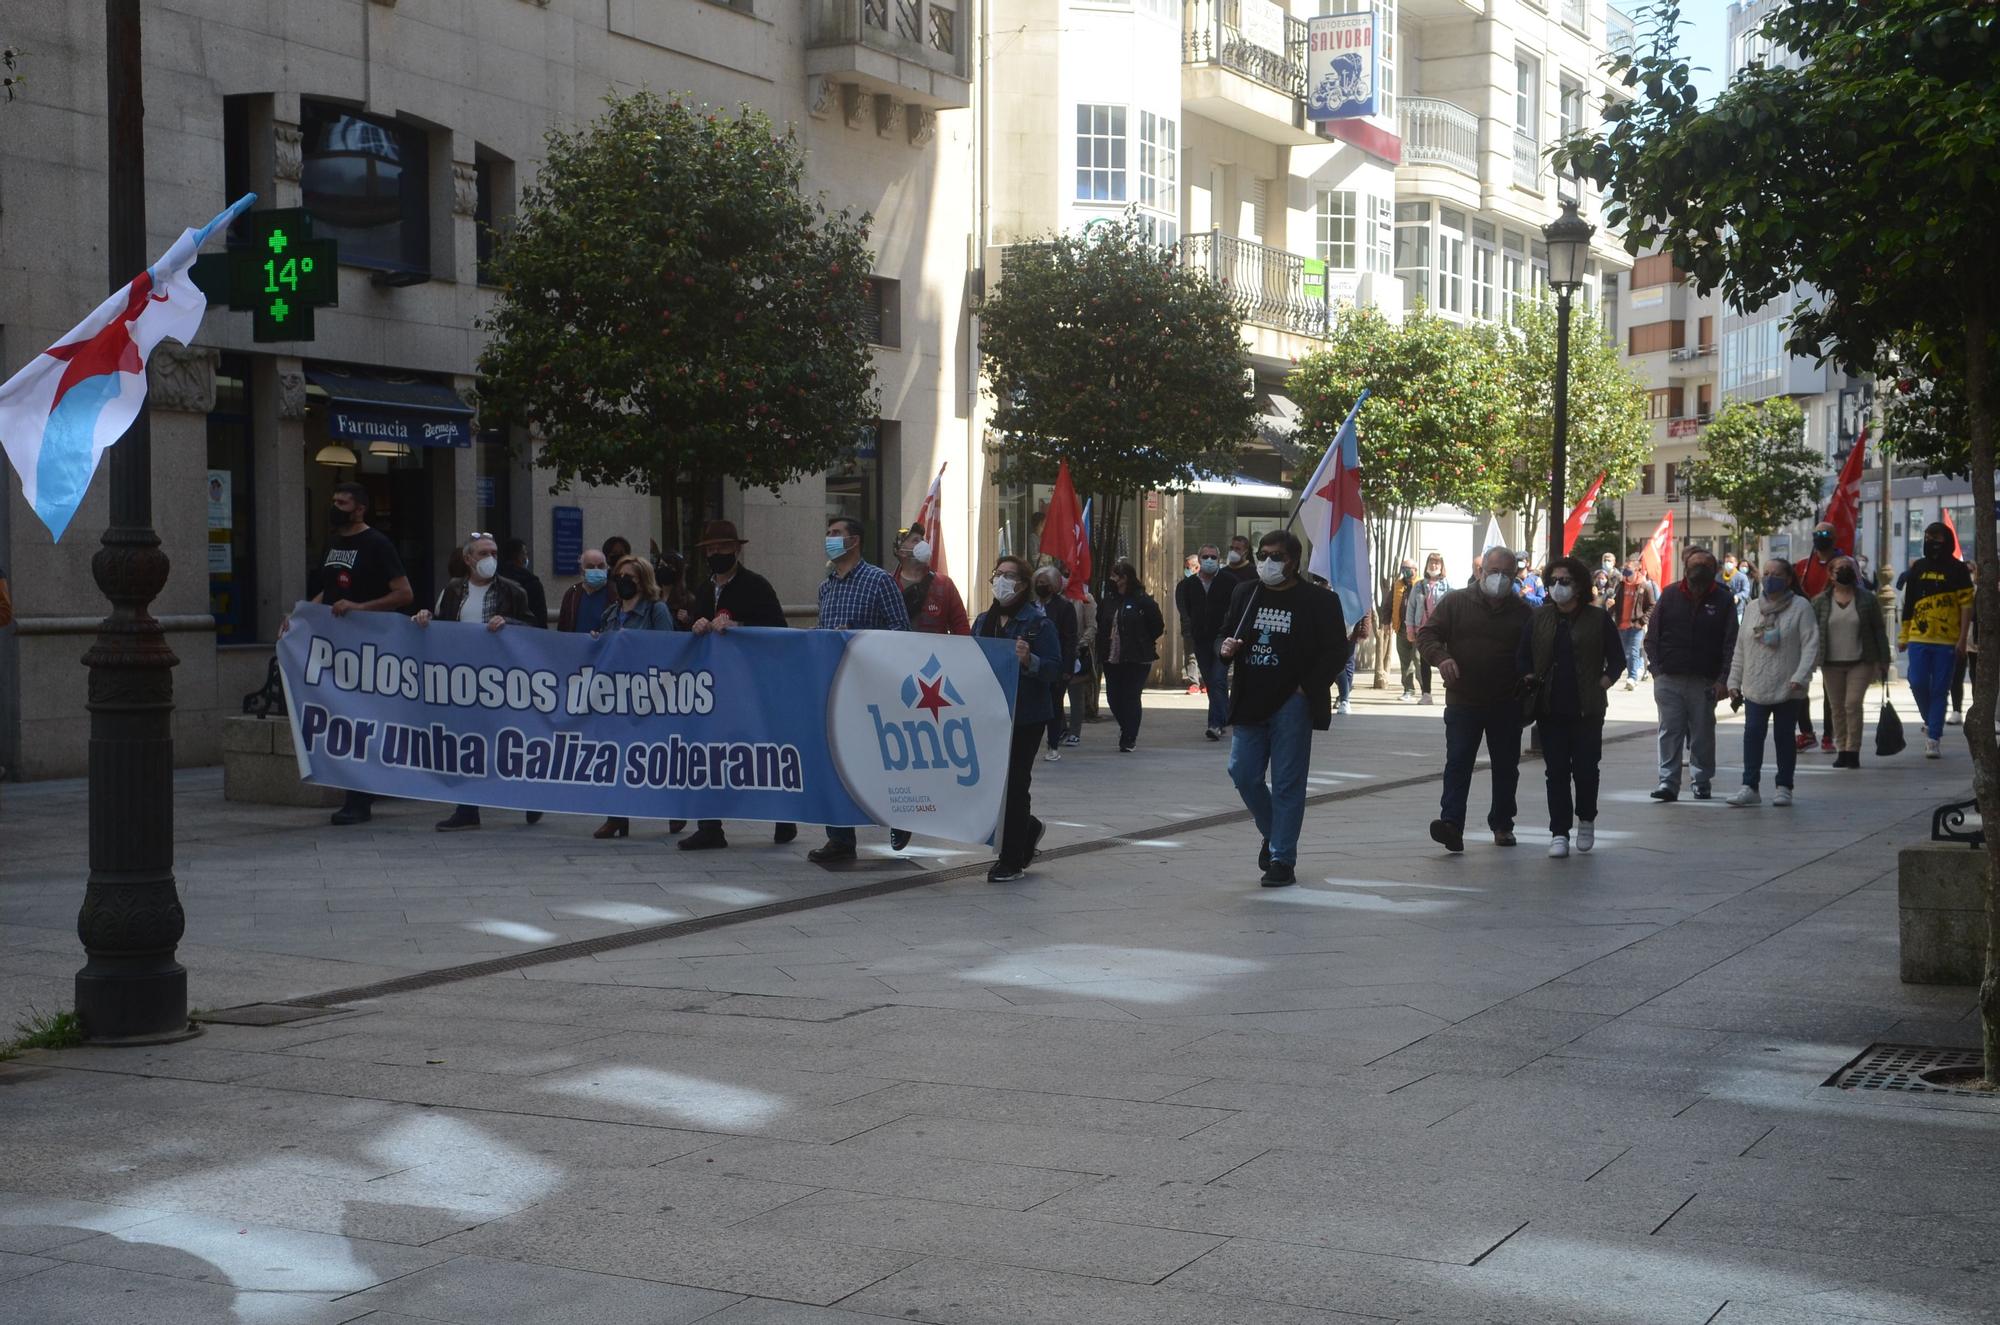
[{"x1": 2, "y1": 685, "x2": 1995, "y2": 1324}]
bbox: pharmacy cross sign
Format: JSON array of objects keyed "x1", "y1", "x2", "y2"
[{"x1": 190, "y1": 208, "x2": 339, "y2": 342}]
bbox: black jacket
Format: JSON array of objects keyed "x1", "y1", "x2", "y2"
[
  {"x1": 1174, "y1": 573, "x2": 1231, "y2": 647},
  {"x1": 1039, "y1": 592, "x2": 1079, "y2": 673},
  {"x1": 1221, "y1": 577, "x2": 1350, "y2": 730},
  {"x1": 1643, "y1": 579, "x2": 1739, "y2": 681},
  {"x1": 499, "y1": 565, "x2": 548, "y2": 627},
  {"x1": 1096, "y1": 589, "x2": 1165, "y2": 665},
  {"x1": 693, "y1": 566, "x2": 788, "y2": 628}
]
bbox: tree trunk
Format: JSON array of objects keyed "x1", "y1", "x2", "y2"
[
  {"x1": 1963, "y1": 299, "x2": 2000, "y2": 1087},
  {"x1": 1091, "y1": 491, "x2": 1124, "y2": 600},
  {"x1": 658, "y1": 462, "x2": 682, "y2": 555}
]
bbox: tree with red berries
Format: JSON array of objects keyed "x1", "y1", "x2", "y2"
[{"x1": 476, "y1": 92, "x2": 877, "y2": 550}]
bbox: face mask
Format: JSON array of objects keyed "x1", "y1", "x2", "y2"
[
  {"x1": 1035, "y1": 580, "x2": 1056, "y2": 598},
  {"x1": 1763, "y1": 575, "x2": 1790, "y2": 597},
  {"x1": 1256, "y1": 557, "x2": 1287, "y2": 586},
  {"x1": 1924, "y1": 540, "x2": 1947, "y2": 559},
  {"x1": 472, "y1": 556, "x2": 498, "y2": 581},
  {"x1": 1196, "y1": 557, "x2": 1218, "y2": 574},
  {"x1": 1689, "y1": 564, "x2": 1717, "y2": 586},
  {"x1": 583, "y1": 567, "x2": 608, "y2": 589},
  {"x1": 1722, "y1": 564, "x2": 1736, "y2": 576},
  {"x1": 1481, "y1": 573, "x2": 1508, "y2": 597},
  {"x1": 910, "y1": 540, "x2": 932, "y2": 565},
  {"x1": 1549, "y1": 582, "x2": 1575, "y2": 604},
  {"x1": 991, "y1": 576, "x2": 1019, "y2": 601},
  {"x1": 615, "y1": 575, "x2": 639, "y2": 599},
  {"x1": 1183, "y1": 566, "x2": 1195, "y2": 578},
  {"x1": 328, "y1": 504, "x2": 353, "y2": 530},
  {"x1": 1835, "y1": 568, "x2": 1857, "y2": 586},
  {"x1": 1226, "y1": 549, "x2": 1243, "y2": 565},
  {"x1": 825, "y1": 535, "x2": 851, "y2": 561},
  {"x1": 1814, "y1": 534, "x2": 1834, "y2": 551},
  {"x1": 1426, "y1": 565, "x2": 1441, "y2": 579},
  {"x1": 707, "y1": 552, "x2": 736, "y2": 575}
]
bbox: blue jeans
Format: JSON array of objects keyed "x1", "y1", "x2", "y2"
[
  {"x1": 1229, "y1": 693, "x2": 1313, "y2": 865},
  {"x1": 1440, "y1": 701, "x2": 1524, "y2": 831},
  {"x1": 1741, "y1": 698, "x2": 1799, "y2": 790},
  {"x1": 1620, "y1": 627, "x2": 1646, "y2": 682},
  {"x1": 1906, "y1": 642, "x2": 1957, "y2": 740},
  {"x1": 1198, "y1": 639, "x2": 1230, "y2": 729},
  {"x1": 1337, "y1": 653, "x2": 1357, "y2": 703}
]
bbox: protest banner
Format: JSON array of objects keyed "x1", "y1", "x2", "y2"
[{"x1": 277, "y1": 604, "x2": 1021, "y2": 843}]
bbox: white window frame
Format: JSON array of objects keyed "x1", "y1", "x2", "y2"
[
  {"x1": 1075, "y1": 104, "x2": 1127, "y2": 203},
  {"x1": 1435, "y1": 207, "x2": 1466, "y2": 317},
  {"x1": 1394, "y1": 200, "x2": 1431, "y2": 311},
  {"x1": 1316, "y1": 189, "x2": 1359, "y2": 271},
  {"x1": 1138, "y1": 111, "x2": 1178, "y2": 245},
  {"x1": 1501, "y1": 230, "x2": 1526, "y2": 326},
  {"x1": 1367, "y1": 196, "x2": 1393, "y2": 275},
  {"x1": 1472, "y1": 221, "x2": 1497, "y2": 322},
  {"x1": 1515, "y1": 54, "x2": 1540, "y2": 139},
  {"x1": 1558, "y1": 76, "x2": 1585, "y2": 142}
]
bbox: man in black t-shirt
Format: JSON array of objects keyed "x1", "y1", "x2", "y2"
[
  {"x1": 1217, "y1": 530, "x2": 1349, "y2": 888},
  {"x1": 303, "y1": 481, "x2": 413, "y2": 825}
]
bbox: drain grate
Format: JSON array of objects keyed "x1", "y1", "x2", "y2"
[{"x1": 1826, "y1": 1043, "x2": 1991, "y2": 1098}]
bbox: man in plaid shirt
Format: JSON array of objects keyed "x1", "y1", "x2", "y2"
[{"x1": 808, "y1": 516, "x2": 911, "y2": 863}]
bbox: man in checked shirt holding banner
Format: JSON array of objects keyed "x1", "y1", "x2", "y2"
[{"x1": 808, "y1": 515, "x2": 912, "y2": 863}]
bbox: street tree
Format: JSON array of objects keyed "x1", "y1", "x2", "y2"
[
  {"x1": 1497, "y1": 296, "x2": 1651, "y2": 554},
  {"x1": 1291, "y1": 306, "x2": 1511, "y2": 680},
  {"x1": 1571, "y1": 504, "x2": 1627, "y2": 567},
  {"x1": 979, "y1": 217, "x2": 1255, "y2": 588},
  {"x1": 476, "y1": 92, "x2": 878, "y2": 551},
  {"x1": 1877, "y1": 347, "x2": 1970, "y2": 479},
  {"x1": 1558, "y1": 0, "x2": 2000, "y2": 1081},
  {"x1": 1679, "y1": 398, "x2": 1822, "y2": 548}
]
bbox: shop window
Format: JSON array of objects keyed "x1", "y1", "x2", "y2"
[
  {"x1": 302, "y1": 100, "x2": 431, "y2": 274},
  {"x1": 222, "y1": 95, "x2": 254, "y2": 244},
  {"x1": 207, "y1": 354, "x2": 257, "y2": 641}
]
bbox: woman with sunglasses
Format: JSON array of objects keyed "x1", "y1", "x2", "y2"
[
  {"x1": 1516, "y1": 555, "x2": 1625, "y2": 858},
  {"x1": 589, "y1": 555, "x2": 680, "y2": 839}
]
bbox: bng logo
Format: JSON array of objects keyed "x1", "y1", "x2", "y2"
[{"x1": 873, "y1": 655, "x2": 979, "y2": 786}]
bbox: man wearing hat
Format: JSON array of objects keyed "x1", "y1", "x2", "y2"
[{"x1": 682, "y1": 520, "x2": 794, "y2": 849}]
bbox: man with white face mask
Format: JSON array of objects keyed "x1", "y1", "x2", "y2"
[
  {"x1": 1417, "y1": 547, "x2": 1534, "y2": 853},
  {"x1": 413, "y1": 533, "x2": 537, "y2": 832}
]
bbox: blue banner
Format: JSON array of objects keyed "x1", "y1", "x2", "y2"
[{"x1": 277, "y1": 604, "x2": 1021, "y2": 843}]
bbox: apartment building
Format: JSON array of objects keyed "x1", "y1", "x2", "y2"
[
  {"x1": 0, "y1": 0, "x2": 976, "y2": 778},
  {"x1": 977, "y1": 0, "x2": 1637, "y2": 615}
]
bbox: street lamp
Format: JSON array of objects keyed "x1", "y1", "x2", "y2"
[{"x1": 1542, "y1": 194, "x2": 1596, "y2": 569}]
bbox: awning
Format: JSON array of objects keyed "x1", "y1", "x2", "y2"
[
  {"x1": 1255, "y1": 391, "x2": 1305, "y2": 464},
  {"x1": 305, "y1": 365, "x2": 475, "y2": 448},
  {"x1": 1190, "y1": 474, "x2": 1292, "y2": 501}
]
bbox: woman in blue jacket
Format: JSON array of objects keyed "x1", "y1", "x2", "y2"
[{"x1": 973, "y1": 555, "x2": 1065, "y2": 882}]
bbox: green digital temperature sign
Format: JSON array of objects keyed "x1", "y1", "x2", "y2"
[{"x1": 192, "y1": 208, "x2": 338, "y2": 342}]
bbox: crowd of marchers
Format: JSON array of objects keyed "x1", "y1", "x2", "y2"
[{"x1": 295, "y1": 479, "x2": 1974, "y2": 886}]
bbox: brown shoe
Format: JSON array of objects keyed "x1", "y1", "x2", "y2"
[{"x1": 594, "y1": 817, "x2": 630, "y2": 839}]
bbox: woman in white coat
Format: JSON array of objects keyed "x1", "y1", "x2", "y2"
[{"x1": 1726, "y1": 558, "x2": 1820, "y2": 807}]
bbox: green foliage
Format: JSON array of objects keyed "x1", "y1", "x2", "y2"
[
  {"x1": 1679, "y1": 398, "x2": 1822, "y2": 544},
  {"x1": 980, "y1": 217, "x2": 1256, "y2": 584},
  {"x1": 1571, "y1": 504, "x2": 1626, "y2": 567},
  {"x1": 1877, "y1": 346, "x2": 1971, "y2": 478},
  {"x1": 476, "y1": 92, "x2": 878, "y2": 548},
  {"x1": 1291, "y1": 306, "x2": 1513, "y2": 602},
  {"x1": 0, "y1": 1008, "x2": 82, "y2": 1060},
  {"x1": 1496, "y1": 296, "x2": 1652, "y2": 550}
]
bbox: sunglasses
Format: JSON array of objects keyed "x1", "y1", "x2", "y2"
[{"x1": 1548, "y1": 577, "x2": 1575, "y2": 585}]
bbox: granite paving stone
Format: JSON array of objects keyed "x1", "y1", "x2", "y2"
[
  {"x1": 341, "y1": 1253, "x2": 741, "y2": 1324},
  {"x1": 658, "y1": 1137, "x2": 1099, "y2": 1210},
  {"x1": 0, "y1": 1261, "x2": 377, "y2": 1325}
]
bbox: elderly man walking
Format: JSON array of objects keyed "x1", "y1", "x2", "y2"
[
  {"x1": 1642, "y1": 546, "x2": 1737, "y2": 802},
  {"x1": 1417, "y1": 548, "x2": 1534, "y2": 853}
]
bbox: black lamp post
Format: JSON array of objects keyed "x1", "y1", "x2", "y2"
[
  {"x1": 1542, "y1": 195, "x2": 1596, "y2": 569},
  {"x1": 75, "y1": 0, "x2": 193, "y2": 1044}
]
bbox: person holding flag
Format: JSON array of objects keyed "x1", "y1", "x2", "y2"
[
  {"x1": 893, "y1": 520, "x2": 970, "y2": 636},
  {"x1": 1217, "y1": 530, "x2": 1348, "y2": 886}
]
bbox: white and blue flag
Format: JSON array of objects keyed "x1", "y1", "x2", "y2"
[{"x1": 1299, "y1": 390, "x2": 1371, "y2": 628}]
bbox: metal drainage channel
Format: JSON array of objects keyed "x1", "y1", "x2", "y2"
[
  {"x1": 1826, "y1": 1043, "x2": 1993, "y2": 1099},
  {"x1": 215, "y1": 725, "x2": 1654, "y2": 1017}
]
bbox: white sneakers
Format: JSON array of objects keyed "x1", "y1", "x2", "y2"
[
  {"x1": 1947, "y1": 711, "x2": 1962, "y2": 726},
  {"x1": 1727, "y1": 786, "x2": 1761, "y2": 807},
  {"x1": 1548, "y1": 835, "x2": 1569, "y2": 858},
  {"x1": 1926, "y1": 738, "x2": 1942, "y2": 759},
  {"x1": 1772, "y1": 787, "x2": 1793, "y2": 807},
  {"x1": 1337, "y1": 699, "x2": 1352, "y2": 716},
  {"x1": 1043, "y1": 749, "x2": 1062, "y2": 762},
  {"x1": 1576, "y1": 821, "x2": 1595, "y2": 853}
]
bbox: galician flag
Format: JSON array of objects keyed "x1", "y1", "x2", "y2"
[
  {"x1": 911, "y1": 461, "x2": 949, "y2": 578},
  {"x1": 0, "y1": 194, "x2": 255, "y2": 541},
  {"x1": 1562, "y1": 472, "x2": 1606, "y2": 555},
  {"x1": 1298, "y1": 389, "x2": 1371, "y2": 628}
]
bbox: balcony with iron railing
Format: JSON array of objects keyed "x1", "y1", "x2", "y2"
[
  {"x1": 809, "y1": 0, "x2": 970, "y2": 109},
  {"x1": 1181, "y1": 0, "x2": 1319, "y2": 145},
  {"x1": 1182, "y1": 230, "x2": 1332, "y2": 338},
  {"x1": 1398, "y1": 98, "x2": 1480, "y2": 178}
]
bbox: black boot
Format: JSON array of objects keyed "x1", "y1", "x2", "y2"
[{"x1": 436, "y1": 806, "x2": 481, "y2": 832}]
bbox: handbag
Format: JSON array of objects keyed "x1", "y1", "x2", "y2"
[{"x1": 1875, "y1": 688, "x2": 1907, "y2": 757}]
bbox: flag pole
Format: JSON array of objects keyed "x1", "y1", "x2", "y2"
[{"x1": 1283, "y1": 388, "x2": 1370, "y2": 533}]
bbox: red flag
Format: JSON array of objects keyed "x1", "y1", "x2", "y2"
[
  {"x1": 1822, "y1": 428, "x2": 1867, "y2": 556},
  {"x1": 1944, "y1": 507, "x2": 1961, "y2": 557},
  {"x1": 1641, "y1": 511, "x2": 1675, "y2": 586},
  {"x1": 1562, "y1": 472, "x2": 1607, "y2": 555},
  {"x1": 911, "y1": 462, "x2": 948, "y2": 578},
  {"x1": 1038, "y1": 460, "x2": 1089, "y2": 600}
]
